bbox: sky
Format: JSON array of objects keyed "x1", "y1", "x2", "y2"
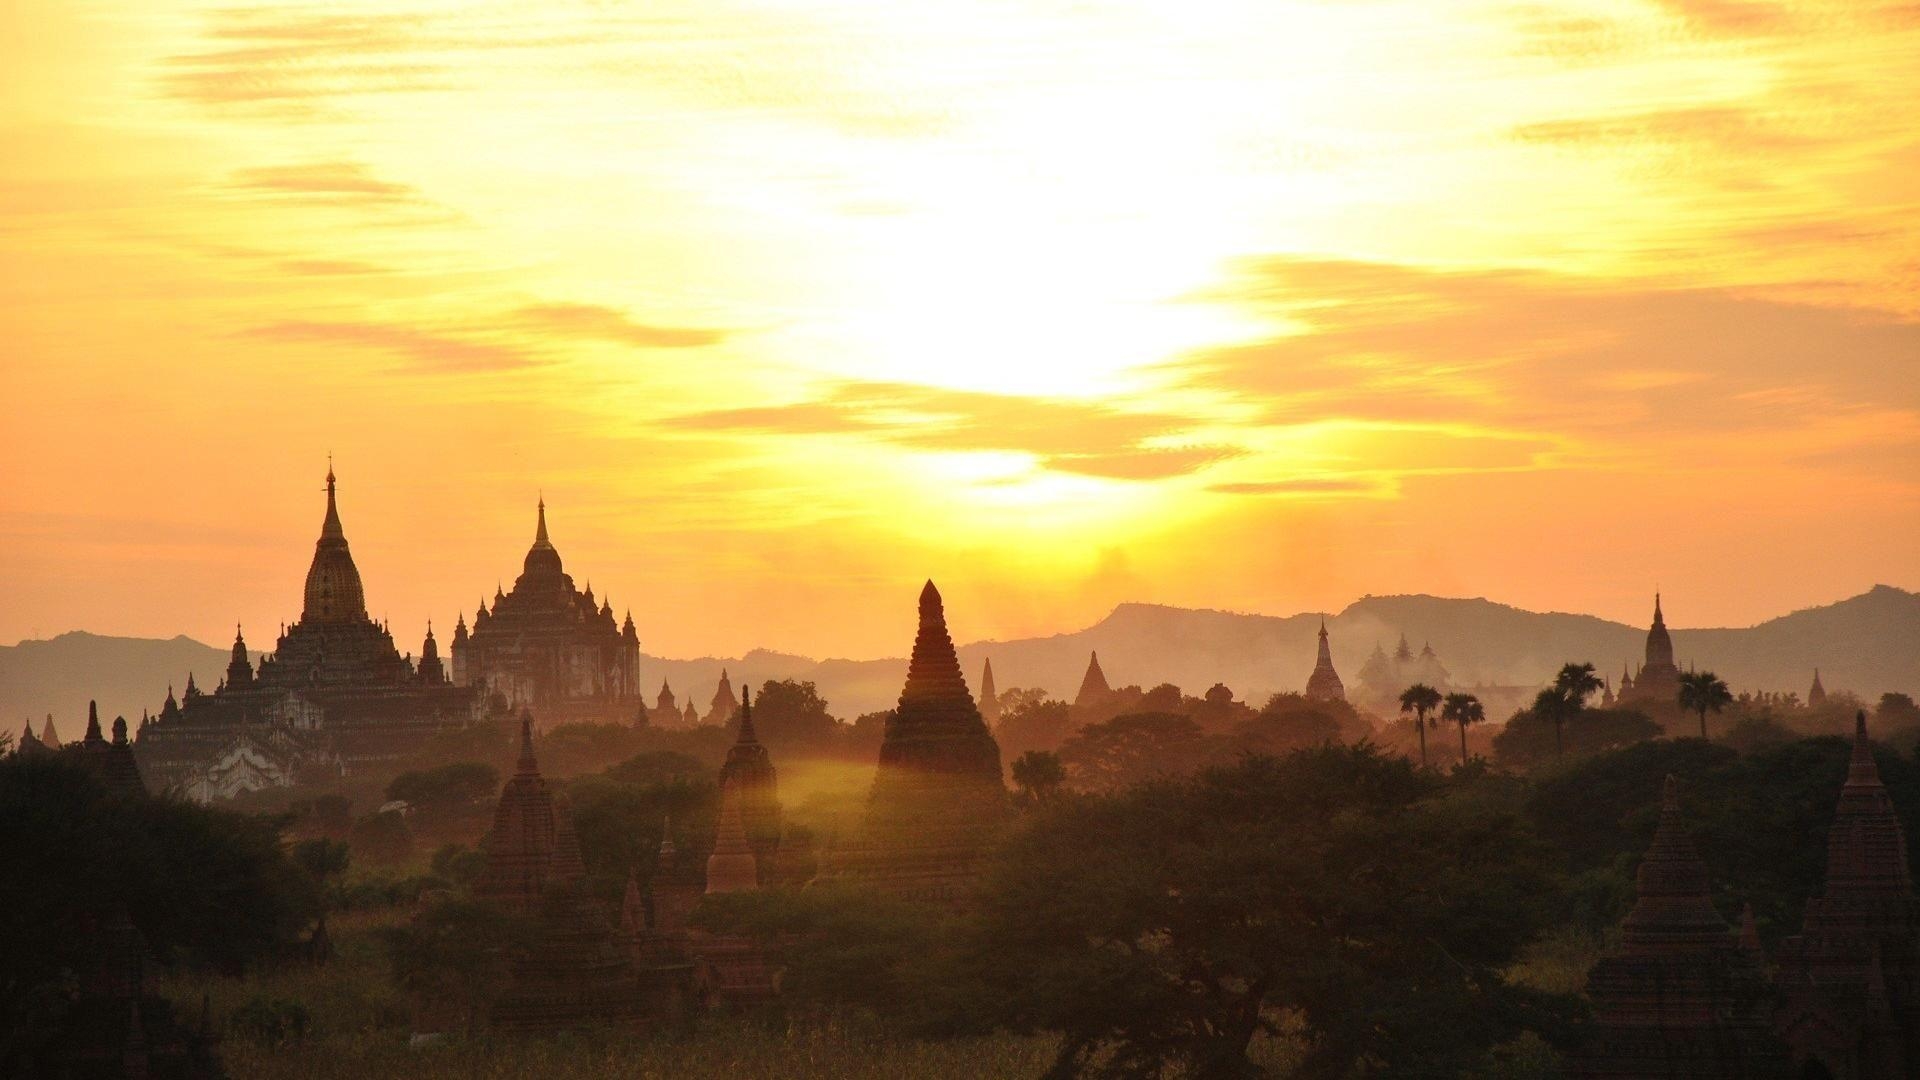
[{"x1": 1, "y1": 0, "x2": 1916, "y2": 660}]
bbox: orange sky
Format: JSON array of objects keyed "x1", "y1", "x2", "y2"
[{"x1": 2, "y1": 0, "x2": 1916, "y2": 660}]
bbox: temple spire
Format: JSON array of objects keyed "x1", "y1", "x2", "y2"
[
  {"x1": 534, "y1": 496, "x2": 551, "y2": 549},
  {"x1": 737, "y1": 684, "x2": 758, "y2": 744},
  {"x1": 1076, "y1": 651, "x2": 1110, "y2": 705},
  {"x1": 320, "y1": 463, "x2": 343, "y2": 541},
  {"x1": 84, "y1": 700, "x2": 103, "y2": 744}
]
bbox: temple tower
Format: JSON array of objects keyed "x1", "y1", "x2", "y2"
[
  {"x1": 978, "y1": 658, "x2": 999, "y2": 725},
  {"x1": 302, "y1": 466, "x2": 367, "y2": 624},
  {"x1": 1624, "y1": 593, "x2": 1682, "y2": 708},
  {"x1": 1570, "y1": 776, "x2": 1787, "y2": 1077},
  {"x1": 828, "y1": 581, "x2": 1006, "y2": 903},
  {"x1": 707, "y1": 670, "x2": 738, "y2": 725},
  {"x1": 705, "y1": 782, "x2": 759, "y2": 895},
  {"x1": 718, "y1": 686, "x2": 781, "y2": 863},
  {"x1": 225, "y1": 625, "x2": 253, "y2": 691},
  {"x1": 1776, "y1": 712, "x2": 1920, "y2": 1078},
  {"x1": 1809, "y1": 670, "x2": 1828, "y2": 707},
  {"x1": 1304, "y1": 618, "x2": 1346, "y2": 702},
  {"x1": 471, "y1": 715, "x2": 586, "y2": 915},
  {"x1": 416, "y1": 624, "x2": 445, "y2": 684},
  {"x1": 1074, "y1": 651, "x2": 1110, "y2": 708}
]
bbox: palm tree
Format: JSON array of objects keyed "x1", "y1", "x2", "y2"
[
  {"x1": 1533, "y1": 686, "x2": 1572, "y2": 758},
  {"x1": 1399, "y1": 683, "x2": 1443, "y2": 768},
  {"x1": 1677, "y1": 670, "x2": 1733, "y2": 739},
  {"x1": 1554, "y1": 662, "x2": 1603, "y2": 709},
  {"x1": 1441, "y1": 692, "x2": 1485, "y2": 765}
]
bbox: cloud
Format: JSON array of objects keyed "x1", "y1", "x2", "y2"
[
  {"x1": 1510, "y1": 106, "x2": 1808, "y2": 152},
  {"x1": 245, "y1": 320, "x2": 533, "y2": 373},
  {"x1": 1208, "y1": 478, "x2": 1383, "y2": 497},
  {"x1": 229, "y1": 162, "x2": 421, "y2": 206},
  {"x1": 511, "y1": 303, "x2": 725, "y2": 349},
  {"x1": 1172, "y1": 257, "x2": 1920, "y2": 475},
  {"x1": 665, "y1": 381, "x2": 1238, "y2": 481}
]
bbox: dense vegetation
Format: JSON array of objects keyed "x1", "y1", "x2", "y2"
[{"x1": 15, "y1": 671, "x2": 1920, "y2": 1078}]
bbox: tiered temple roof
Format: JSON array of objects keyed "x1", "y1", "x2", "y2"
[
  {"x1": 1621, "y1": 593, "x2": 1682, "y2": 708},
  {"x1": 455, "y1": 714, "x2": 650, "y2": 1035},
  {"x1": 451, "y1": 499, "x2": 642, "y2": 727},
  {"x1": 1304, "y1": 619, "x2": 1346, "y2": 702},
  {"x1": 471, "y1": 715, "x2": 586, "y2": 915},
  {"x1": 718, "y1": 686, "x2": 781, "y2": 864},
  {"x1": 1571, "y1": 776, "x2": 1787, "y2": 1078},
  {"x1": 1776, "y1": 712, "x2": 1920, "y2": 1078},
  {"x1": 1074, "y1": 651, "x2": 1111, "y2": 708},
  {"x1": 978, "y1": 658, "x2": 999, "y2": 725},
  {"x1": 827, "y1": 581, "x2": 1006, "y2": 903},
  {"x1": 66, "y1": 702, "x2": 146, "y2": 798}
]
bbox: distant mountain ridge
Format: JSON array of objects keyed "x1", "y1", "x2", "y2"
[{"x1": 5, "y1": 587, "x2": 1915, "y2": 732}]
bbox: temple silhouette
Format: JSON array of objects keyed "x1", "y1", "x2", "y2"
[
  {"x1": 1575, "y1": 713, "x2": 1920, "y2": 1079},
  {"x1": 451, "y1": 498, "x2": 645, "y2": 728},
  {"x1": 135, "y1": 467, "x2": 483, "y2": 800},
  {"x1": 822, "y1": 581, "x2": 1008, "y2": 903}
]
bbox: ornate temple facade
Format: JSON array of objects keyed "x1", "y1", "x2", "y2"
[
  {"x1": 825, "y1": 581, "x2": 1007, "y2": 903},
  {"x1": 1571, "y1": 776, "x2": 1786, "y2": 1078},
  {"x1": 1619, "y1": 594, "x2": 1683, "y2": 710},
  {"x1": 1304, "y1": 618, "x2": 1346, "y2": 702},
  {"x1": 137, "y1": 469, "x2": 480, "y2": 800},
  {"x1": 450, "y1": 500, "x2": 643, "y2": 728}
]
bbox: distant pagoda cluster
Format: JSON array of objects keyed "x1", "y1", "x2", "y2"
[
  {"x1": 1572, "y1": 713, "x2": 1920, "y2": 1079},
  {"x1": 410, "y1": 579, "x2": 1007, "y2": 1037}
]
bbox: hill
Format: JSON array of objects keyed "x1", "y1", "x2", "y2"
[{"x1": 7, "y1": 588, "x2": 1915, "y2": 732}]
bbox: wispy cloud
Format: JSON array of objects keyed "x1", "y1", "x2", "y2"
[
  {"x1": 245, "y1": 320, "x2": 532, "y2": 373},
  {"x1": 511, "y1": 303, "x2": 725, "y2": 349},
  {"x1": 229, "y1": 162, "x2": 422, "y2": 206}
]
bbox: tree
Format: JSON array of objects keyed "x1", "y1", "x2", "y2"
[
  {"x1": 1543, "y1": 663, "x2": 1603, "y2": 758},
  {"x1": 381, "y1": 900, "x2": 530, "y2": 1035},
  {"x1": 995, "y1": 691, "x2": 1073, "y2": 758},
  {"x1": 1238, "y1": 693, "x2": 1357, "y2": 753},
  {"x1": 1493, "y1": 706, "x2": 1661, "y2": 769},
  {"x1": 752, "y1": 679, "x2": 843, "y2": 753},
  {"x1": 1442, "y1": 692, "x2": 1487, "y2": 765},
  {"x1": 1678, "y1": 670, "x2": 1733, "y2": 739},
  {"x1": 385, "y1": 762, "x2": 499, "y2": 811},
  {"x1": 0, "y1": 753, "x2": 320, "y2": 1054},
  {"x1": 1010, "y1": 750, "x2": 1066, "y2": 807},
  {"x1": 970, "y1": 747, "x2": 1578, "y2": 1078},
  {"x1": 1056, "y1": 712, "x2": 1215, "y2": 793},
  {"x1": 291, "y1": 838, "x2": 350, "y2": 883},
  {"x1": 1555, "y1": 662, "x2": 1604, "y2": 708},
  {"x1": 1399, "y1": 683, "x2": 1443, "y2": 767}
]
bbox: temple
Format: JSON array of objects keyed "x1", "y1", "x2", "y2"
[
  {"x1": 978, "y1": 658, "x2": 999, "y2": 725},
  {"x1": 445, "y1": 715, "x2": 651, "y2": 1034},
  {"x1": 826, "y1": 581, "x2": 1007, "y2": 903},
  {"x1": 66, "y1": 702, "x2": 146, "y2": 799},
  {"x1": 1304, "y1": 618, "x2": 1346, "y2": 702},
  {"x1": 135, "y1": 468, "x2": 482, "y2": 800},
  {"x1": 1074, "y1": 651, "x2": 1111, "y2": 709},
  {"x1": 1809, "y1": 669, "x2": 1828, "y2": 707},
  {"x1": 451, "y1": 499, "x2": 643, "y2": 728},
  {"x1": 1570, "y1": 775, "x2": 1787, "y2": 1077},
  {"x1": 706, "y1": 669, "x2": 739, "y2": 725},
  {"x1": 718, "y1": 686, "x2": 782, "y2": 868},
  {"x1": 1618, "y1": 593, "x2": 1682, "y2": 710},
  {"x1": 1775, "y1": 712, "x2": 1920, "y2": 1078}
]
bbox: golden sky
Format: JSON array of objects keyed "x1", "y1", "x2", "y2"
[{"x1": 2, "y1": 0, "x2": 1916, "y2": 660}]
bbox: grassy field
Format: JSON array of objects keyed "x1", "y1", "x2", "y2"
[{"x1": 156, "y1": 904, "x2": 1586, "y2": 1078}]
